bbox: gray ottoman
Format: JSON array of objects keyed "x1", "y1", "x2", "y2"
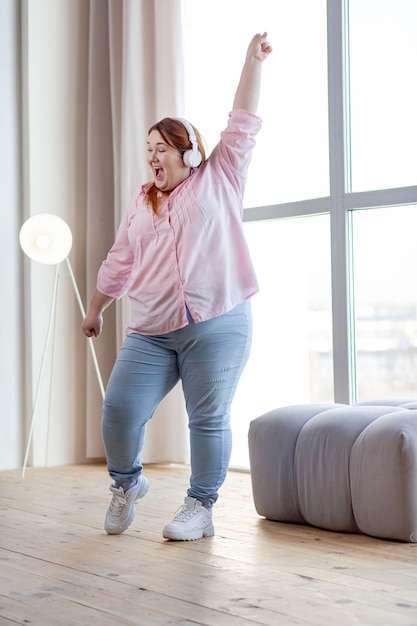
[{"x1": 248, "y1": 399, "x2": 417, "y2": 542}]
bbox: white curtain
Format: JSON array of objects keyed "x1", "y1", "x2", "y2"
[
  {"x1": 0, "y1": 0, "x2": 189, "y2": 470},
  {"x1": 85, "y1": 0, "x2": 189, "y2": 463}
]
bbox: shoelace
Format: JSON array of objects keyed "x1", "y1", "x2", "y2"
[
  {"x1": 108, "y1": 493, "x2": 127, "y2": 516},
  {"x1": 174, "y1": 505, "x2": 202, "y2": 522}
]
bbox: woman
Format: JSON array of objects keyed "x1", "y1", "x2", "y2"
[{"x1": 82, "y1": 32, "x2": 273, "y2": 541}]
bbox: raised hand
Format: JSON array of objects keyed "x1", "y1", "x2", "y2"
[{"x1": 248, "y1": 32, "x2": 273, "y2": 63}]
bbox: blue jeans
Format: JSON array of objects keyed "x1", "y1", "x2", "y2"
[{"x1": 102, "y1": 301, "x2": 252, "y2": 506}]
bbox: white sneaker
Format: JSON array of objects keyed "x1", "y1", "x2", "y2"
[
  {"x1": 104, "y1": 475, "x2": 149, "y2": 535},
  {"x1": 162, "y1": 496, "x2": 215, "y2": 541}
]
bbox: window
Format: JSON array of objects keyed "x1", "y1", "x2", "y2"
[
  {"x1": 232, "y1": 215, "x2": 332, "y2": 468},
  {"x1": 352, "y1": 205, "x2": 417, "y2": 399},
  {"x1": 347, "y1": 0, "x2": 417, "y2": 192}
]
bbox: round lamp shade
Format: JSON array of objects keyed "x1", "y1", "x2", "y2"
[{"x1": 19, "y1": 213, "x2": 73, "y2": 265}]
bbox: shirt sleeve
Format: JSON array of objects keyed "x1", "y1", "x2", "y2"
[
  {"x1": 96, "y1": 195, "x2": 138, "y2": 299},
  {"x1": 215, "y1": 109, "x2": 262, "y2": 184}
]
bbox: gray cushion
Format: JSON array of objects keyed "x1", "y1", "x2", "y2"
[
  {"x1": 350, "y1": 410, "x2": 417, "y2": 542},
  {"x1": 248, "y1": 400, "x2": 417, "y2": 542},
  {"x1": 248, "y1": 404, "x2": 344, "y2": 523}
]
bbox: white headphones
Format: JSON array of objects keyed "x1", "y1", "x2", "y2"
[{"x1": 177, "y1": 118, "x2": 202, "y2": 167}]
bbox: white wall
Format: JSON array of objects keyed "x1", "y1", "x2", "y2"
[{"x1": 0, "y1": 1, "x2": 24, "y2": 469}]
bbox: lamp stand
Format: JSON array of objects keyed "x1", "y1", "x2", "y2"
[
  {"x1": 22, "y1": 258, "x2": 105, "y2": 478},
  {"x1": 65, "y1": 257, "x2": 105, "y2": 399}
]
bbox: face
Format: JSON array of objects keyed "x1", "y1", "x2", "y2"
[{"x1": 147, "y1": 130, "x2": 191, "y2": 192}]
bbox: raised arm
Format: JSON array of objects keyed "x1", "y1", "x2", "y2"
[{"x1": 233, "y1": 32, "x2": 273, "y2": 114}]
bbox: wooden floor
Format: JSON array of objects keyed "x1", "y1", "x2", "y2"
[{"x1": 1, "y1": 464, "x2": 417, "y2": 626}]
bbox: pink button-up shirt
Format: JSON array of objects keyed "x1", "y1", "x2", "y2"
[{"x1": 97, "y1": 109, "x2": 261, "y2": 335}]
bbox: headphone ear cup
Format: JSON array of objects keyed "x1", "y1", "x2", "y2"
[
  {"x1": 183, "y1": 148, "x2": 202, "y2": 168},
  {"x1": 177, "y1": 118, "x2": 202, "y2": 168}
]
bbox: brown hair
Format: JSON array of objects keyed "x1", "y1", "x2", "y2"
[{"x1": 144, "y1": 118, "x2": 206, "y2": 214}]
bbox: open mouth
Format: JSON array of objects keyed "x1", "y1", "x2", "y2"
[{"x1": 154, "y1": 167, "x2": 163, "y2": 181}]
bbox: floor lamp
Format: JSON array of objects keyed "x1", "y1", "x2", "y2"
[{"x1": 19, "y1": 213, "x2": 105, "y2": 478}]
